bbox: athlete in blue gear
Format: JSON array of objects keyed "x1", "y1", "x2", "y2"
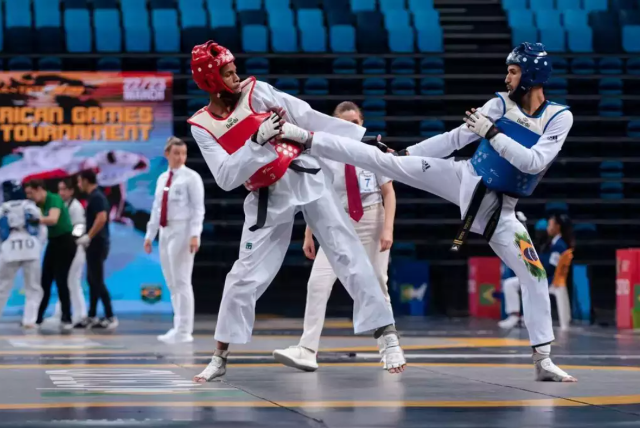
[{"x1": 298, "y1": 42, "x2": 577, "y2": 382}]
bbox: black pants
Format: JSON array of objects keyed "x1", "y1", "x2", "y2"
[
  {"x1": 37, "y1": 233, "x2": 76, "y2": 324},
  {"x1": 86, "y1": 238, "x2": 114, "y2": 318}
]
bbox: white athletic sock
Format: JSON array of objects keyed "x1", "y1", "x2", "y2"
[{"x1": 534, "y1": 344, "x2": 551, "y2": 355}]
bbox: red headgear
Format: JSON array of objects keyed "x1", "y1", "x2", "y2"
[{"x1": 191, "y1": 41, "x2": 236, "y2": 94}]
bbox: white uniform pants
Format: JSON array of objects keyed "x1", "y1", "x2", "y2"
[
  {"x1": 300, "y1": 202, "x2": 391, "y2": 351},
  {"x1": 214, "y1": 183, "x2": 395, "y2": 344},
  {"x1": 0, "y1": 257, "x2": 43, "y2": 326},
  {"x1": 311, "y1": 133, "x2": 554, "y2": 346},
  {"x1": 160, "y1": 220, "x2": 196, "y2": 335},
  {"x1": 53, "y1": 245, "x2": 87, "y2": 323}
]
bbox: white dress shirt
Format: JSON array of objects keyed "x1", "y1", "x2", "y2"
[
  {"x1": 321, "y1": 158, "x2": 390, "y2": 209},
  {"x1": 145, "y1": 165, "x2": 205, "y2": 241}
]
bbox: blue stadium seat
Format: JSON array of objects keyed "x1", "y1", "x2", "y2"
[
  {"x1": 363, "y1": 78, "x2": 387, "y2": 95},
  {"x1": 362, "y1": 98, "x2": 386, "y2": 116},
  {"x1": 37, "y1": 27, "x2": 62, "y2": 54},
  {"x1": 391, "y1": 78, "x2": 416, "y2": 95},
  {"x1": 530, "y1": 0, "x2": 553, "y2": 10},
  {"x1": 356, "y1": 12, "x2": 386, "y2": 53},
  {"x1": 563, "y1": 10, "x2": 588, "y2": 28},
  {"x1": 389, "y1": 27, "x2": 415, "y2": 52},
  {"x1": 627, "y1": 57, "x2": 640, "y2": 75},
  {"x1": 268, "y1": 8, "x2": 294, "y2": 27},
  {"x1": 539, "y1": 28, "x2": 566, "y2": 52},
  {"x1": 583, "y1": 0, "x2": 608, "y2": 12},
  {"x1": 598, "y1": 98, "x2": 623, "y2": 117},
  {"x1": 271, "y1": 27, "x2": 299, "y2": 52},
  {"x1": 38, "y1": 57, "x2": 62, "y2": 71},
  {"x1": 384, "y1": 10, "x2": 411, "y2": 30},
  {"x1": 97, "y1": 57, "x2": 122, "y2": 71},
  {"x1": 417, "y1": 27, "x2": 443, "y2": 52},
  {"x1": 508, "y1": 9, "x2": 534, "y2": 26},
  {"x1": 327, "y1": 9, "x2": 356, "y2": 25},
  {"x1": 620, "y1": 10, "x2": 640, "y2": 26},
  {"x1": 122, "y1": 0, "x2": 147, "y2": 11},
  {"x1": 300, "y1": 26, "x2": 327, "y2": 52},
  {"x1": 211, "y1": 9, "x2": 237, "y2": 27},
  {"x1": 187, "y1": 80, "x2": 201, "y2": 94},
  {"x1": 600, "y1": 182, "x2": 623, "y2": 199},
  {"x1": 622, "y1": 26, "x2": 640, "y2": 52},
  {"x1": 34, "y1": 0, "x2": 61, "y2": 28},
  {"x1": 551, "y1": 57, "x2": 568, "y2": 73},
  {"x1": 243, "y1": 25, "x2": 269, "y2": 52},
  {"x1": 544, "y1": 202, "x2": 569, "y2": 215},
  {"x1": 409, "y1": 0, "x2": 435, "y2": 11},
  {"x1": 627, "y1": 120, "x2": 640, "y2": 137},
  {"x1": 182, "y1": 27, "x2": 209, "y2": 51},
  {"x1": 187, "y1": 99, "x2": 208, "y2": 116},
  {"x1": 535, "y1": 10, "x2": 561, "y2": 27},
  {"x1": 298, "y1": 9, "x2": 324, "y2": 27},
  {"x1": 237, "y1": 0, "x2": 263, "y2": 11},
  {"x1": 95, "y1": 9, "x2": 122, "y2": 52},
  {"x1": 304, "y1": 78, "x2": 329, "y2": 94},
  {"x1": 8, "y1": 57, "x2": 33, "y2": 71},
  {"x1": 240, "y1": 10, "x2": 267, "y2": 26},
  {"x1": 502, "y1": 0, "x2": 527, "y2": 10},
  {"x1": 124, "y1": 20, "x2": 152, "y2": 53},
  {"x1": 206, "y1": 0, "x2": 233, "y2": 11},
  {"x1": 152, "y1": 10, "x2": 180, "y2": 52},
  {"x1": 157, "y1": 57, "x2": 181, "y2": 73},
  {"x1": 330, "y1": 25, "x2": 356, "y2": 52},
  {"x1": 546, "y1": 78, "x2": 568, "y2": 94},
  {"x1": 245, "y1": 57, "x2": 270, "y2": 74},
  {"x1": 6, "y1": 0, "x2": 32, "y2": 27},
  {"x1": 323, "y1": 0, "x2": 348, "y2": 11},
  {"x1": 94, "y1": 0, "x2": 118, "y2": 7},
  {"x1": 557, "y1": 0, "x2": 580, "y2": 10},
  {"x1": 611, "y1": 0, "x2": 636, "y2": 10},
  {"x1": 420, "y1": 119, "x2": 445, "y2": 137},
  {"x1": 571, "y1": 57, "x2": 595, "y2": 74},
  {"x1": 266, "y1": 0, "x2": 291, "y2": 8},
  {"x1": 364, "y1": 120, "x2": 387, "y2": 137},
  {"x1": 351, "y1": 0, "x2": 376, "y2": 12},
  {"x1": 64, "y1": 9, "x2": 92, "y2": 52},
  {"x1": 391, "y1": 58, "x2": 416, "y2": 74},
  {"x1": 363, "y1": 57, "x2": 386, "y2": 73},
  {"x1": 333, "y1": 57, "x2": 357, "y2": 73},
  {"x1": 292, "y1": 0, "x2": 320, "y2": 7},
  {"x1": 7, "y1": 27, "x2": 33, "y2": 54},
  {"x1": 181, "y1": 1, "x2": 207, "y2": 28},
  {"x1": 599, "y1": 57, "x2": 623, "y2": 74},
  {"x1": 150, "y1": 0, "x2": 173, "y2": 7},
  {"x1": 511, "y1": 26, "x2": 538, "y2": 46},
  {"x1": 599, "y1": 78, "x2": 623, "y2": 95},
  {"x1": 274, "y1": 78, "x2": 300, "y2": 95},
  {"x1": 420, "y1": 77, "x2": 444, "y2": 95},
  {"x1": 567, "y1": 27, "x2": 593, "y2": 52},
  {"x1": 573, "y1": 223, "x2": 597, "y2": 235},
  {"x1": 413, "y1": 9, "x2": 440, "y2": 30},
  {"x1": 420, "y1": 57, "x2": 444, "y2": 73},
  {"x1": 599, "y1": 161, "x2": 624, "y2": 178}
]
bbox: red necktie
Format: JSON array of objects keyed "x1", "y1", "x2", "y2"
[
  {"x1": 159, "y1": 170, "x2": 174, "y2": 228},
  {"x1": 345, "y1": 164, "x2": 363, "y2": 222}
]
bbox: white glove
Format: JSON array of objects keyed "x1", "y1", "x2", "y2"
[
  {"x1": 281, "y1": 122, "x2": 312, "y2": 145},
  {"x1": 252, "y1": 112, "x2": 283, "y2": 145},
  {"x1": 463, "y1": 108, "x2": 498, "y2": 139},
  {"x1": 76, "y1": 234, "x2": 91, "y2": 247}
]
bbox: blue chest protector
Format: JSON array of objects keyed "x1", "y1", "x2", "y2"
[
  {"x1": 470, "y1": 92, "x2": 569, "y2": 197},
  {"x1": 0, "y1": 201, "x2": 40, "y2": 241}
]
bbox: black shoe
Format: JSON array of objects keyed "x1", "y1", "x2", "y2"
[
  {"x1": 93, "y1": 317, "x2": 119, "y2": 330},
  {"x1": 74, "y1": 317, "x2": 96, "y2": 329}
]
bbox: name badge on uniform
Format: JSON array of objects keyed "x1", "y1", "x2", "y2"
[
  {"x1": 358, "y1": 171, "x2": 376, "y2": 194},
  {"x1": 0, "y1": 230, "x2": 40, "y2": 263}
]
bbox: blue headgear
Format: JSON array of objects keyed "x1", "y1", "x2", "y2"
[
  {"x1": 2, "y1": 180, "x2": 26, "y2": 201},
  {"x1": 506, "y1": 42, "x2": 552, "y2": 99}
]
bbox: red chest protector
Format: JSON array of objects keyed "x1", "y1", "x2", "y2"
[{"x1": 187, "y1": 77, "x2": 302, "y2": 190}]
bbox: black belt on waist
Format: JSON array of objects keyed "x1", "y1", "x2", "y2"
[
  {"x1": 450, "y1": 180, "x2": 503, "y2": 252},
  {"x1": 248, "y1": 162, "x2": 321, "y2": 232}
]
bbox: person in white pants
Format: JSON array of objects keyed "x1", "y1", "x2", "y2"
[
  {"x1": 144, "y1": 137, "x2": 205, "y2": 344},
  {"x1": 0, "y1": 181, "x2": 45, "y2": 328},
  {"x1": 48, "y1": 178, "x2": 88, "y2": 326},
  {"x1": 273, "y1": 102, "x2": 396, "y2": 371},
  {"x1": 186, "y1": 40, "x2": 405, "y2": 382}
]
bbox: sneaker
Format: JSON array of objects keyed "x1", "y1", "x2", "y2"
[
  {"x1": 93, "y1": 317, "x2": 118, "y2": 330},
  {"x1": 60, "y1": 322, "x2": 74, "y2": 332},
  {"x1": 158, "y1": 330, "x2": 194, "y2": 344},
  {"x1": 381, "y1": 333, "x2": 406, "y2": 373},
  {"x1": 157, "y1": 329, "x2": 177, "y2": 342},
  {"x1": 273, "y1": 346, "x2": 318, "y2": 372},
  {"x1": 498, "y1": 314, "x2": 521, "y2": 329},
  {"x1": 533, "y1": 352, "x2": 577, "y2": 382},
  {"x1": 74, "y1": 317, "x2": 96, "y2": 329},
  {"x1": 194, "y1": 350, "x2": 229, "y2": 383}
]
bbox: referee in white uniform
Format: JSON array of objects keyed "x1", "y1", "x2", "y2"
[
  {"x1": 48, "y1": 178, "x2": 88, "y2": 326},
  {"x1": 144, "y1": 137, "x2": 205, "y2": 344},
  {"x1": 273, "y1": 102, "x2": 397, "y2": 371}
]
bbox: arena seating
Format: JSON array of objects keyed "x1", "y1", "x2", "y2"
[{"x1": 0, "y1": 0, "x2": 636, "y2": 318}]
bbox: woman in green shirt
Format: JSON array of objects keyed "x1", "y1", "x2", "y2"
[{"x1": 24, "y1": 180, "x2": 76, "y2": 331}]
